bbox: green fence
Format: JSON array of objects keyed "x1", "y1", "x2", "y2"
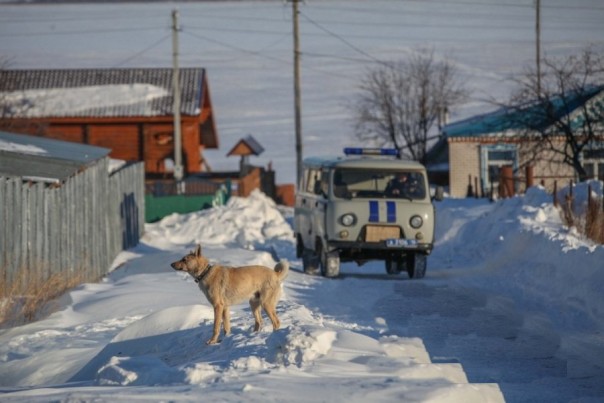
[{"x1": 145, "y1": 184, "x2": 229, "y2": 223}]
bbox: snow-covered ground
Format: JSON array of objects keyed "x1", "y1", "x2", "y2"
[
  {"x1": 1, "y1": 0, "x2": 603, "y2": 184},
  {"x1": 1, "y1": 186, "x2": 603, "y2": 402},
  {"x1": 1, "y1": 2, "x2": 604, "y2": 401}
]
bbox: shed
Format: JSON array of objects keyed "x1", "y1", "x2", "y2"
[
  {"x1": 0, "y1": 68, "x2": 219, "y2": 178},
  {"x1": 0, "y1": 130, "x2": 110, "y2": 183}
]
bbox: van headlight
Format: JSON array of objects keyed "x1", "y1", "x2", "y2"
[
  {"x1": 410, "y1": 215, "x2": 423, "y2": 229},
  {"x1": 340, "y1": 213, "x2": 356, "y2": 226}
]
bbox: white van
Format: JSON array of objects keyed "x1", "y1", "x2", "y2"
[{"x1": 294, "y1": 148, "x2": 443, "y2": 278}]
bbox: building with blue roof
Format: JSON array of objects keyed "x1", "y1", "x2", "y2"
[{"x1": 426, "y1": 86, "x2": 604, "y2": 198}]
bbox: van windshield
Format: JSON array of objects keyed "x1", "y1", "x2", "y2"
[{"x1": 333, "y1": 169, "x2": 426, "y2": 200}]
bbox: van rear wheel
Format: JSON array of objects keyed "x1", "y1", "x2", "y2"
[
  {"x1": 302, "y1": 249, "x2": 320, "y2": 275},
  {"x1": 320, "y1": 248, "x2": 340, "y2": 278}
]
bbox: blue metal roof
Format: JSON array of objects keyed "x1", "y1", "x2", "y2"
[
  {"x1": 0, "y1": 131, "x2": 110, "y2": 182},
  {"x1": 443, "y1": 86, "x2": 604, "y2": 138}
]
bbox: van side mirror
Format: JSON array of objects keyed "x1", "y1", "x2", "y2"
[{"x1": 433, "y1": 186, "x2": 444, "y2": 201}]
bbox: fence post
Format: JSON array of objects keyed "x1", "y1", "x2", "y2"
[
  {"x1": 525, "y1": 165, "x2": 534, "y2": 190},
  {"x1": 553, "y1": 180, "x2": 558, "y2": 207},
  {"x1": 474, "y1": 176, "x2": 479, "y2": 198},
  {"x1": 500, "y1": 165, "x2": 514, "y2": 198}
]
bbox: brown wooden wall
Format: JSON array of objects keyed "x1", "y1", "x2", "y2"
[
  {"x1": 7, "y1": 117, "x2": 209, "y2": 177},
  {"x1": 88, "y1": 125, "x2": 141, "y2": 161}
]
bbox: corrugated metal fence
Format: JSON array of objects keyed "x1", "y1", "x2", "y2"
[{"x1": 0, "y1": 159, "x2": 145, "y2": 290}]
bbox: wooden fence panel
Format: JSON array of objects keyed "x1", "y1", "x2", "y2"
[{"x1": 0, "y1": 159, "x2": 145, "y2": 292}]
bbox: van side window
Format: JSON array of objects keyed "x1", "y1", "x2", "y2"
[
  {"x1": 320, "y1": 169, "x2": 330, "y2": 196},
  {"x1": 300, "y1": 168, "x2": 309, "y2": 192},
  {"x1": 306, "y1": 169, "x2": 321, "y2": 194}
]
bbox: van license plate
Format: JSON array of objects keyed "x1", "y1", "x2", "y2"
[{"x1": 386, "y1": 238, "x2": 417, "y2": 248}]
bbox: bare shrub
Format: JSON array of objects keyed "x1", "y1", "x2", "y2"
[
  {"x1": 0, "y1": 269, "x2": 85, "y2": 327},
  {"x1": 585, "y1": 196, "x2": 604, "y2": 244},
  {"x1": 559, "y1": 195, "x2": 604, "y2": 244}
]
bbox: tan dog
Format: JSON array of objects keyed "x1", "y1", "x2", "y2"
[{"x1": 171, "y1": 244, "x2": 289, "y2": 345}]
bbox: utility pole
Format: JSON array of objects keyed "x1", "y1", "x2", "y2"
[
  {"x1": 172, "y1": 9, "x2": 184, "y2": 189},
  {"x1": 292, "y1": 0, "x2": 303, "y2": 187},
  {"x1": 535, "y1": 0, "x2": 541, "y2": 96}
]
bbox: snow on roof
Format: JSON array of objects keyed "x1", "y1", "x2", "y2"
[
  {"x1": 2, "y1": 84, "x2": 168, "y2": 118},
  {"x1": 0, "y1": 68, "x2": 206, "y2": 118},
  {"x1": 0, "y1": 138, "x2": 48, "y2": 155}
]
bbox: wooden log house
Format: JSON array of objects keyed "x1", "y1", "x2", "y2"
[{"x1": 0, "y1": 68, "x2": 219, "y2": 178}]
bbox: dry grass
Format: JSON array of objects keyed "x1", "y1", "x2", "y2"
[
  {"x1": 560, "y1": 195, "x2": 604, "y2": 244},
  {"x1": 0, "y1": 269, "x2": 86, "y2": 327}
]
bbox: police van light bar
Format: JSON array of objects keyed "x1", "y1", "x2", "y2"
[{"x1": 343, "y1": 147, "x2": 399, "y2": 156}]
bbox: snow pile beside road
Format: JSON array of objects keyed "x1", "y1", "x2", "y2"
[
  {"x1": 432, "y1": 187, "x2": 604, "y2": 376},
  {"x1": 144, "y1": 189, "x2": 295, "y2": 256},
  {"x1": 434, "y1": 184, "x2": 604, "y2": 337}
]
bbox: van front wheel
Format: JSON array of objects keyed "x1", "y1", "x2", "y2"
[{"x1": 406, "y1": 253, "x2": 427, "y2": 279}]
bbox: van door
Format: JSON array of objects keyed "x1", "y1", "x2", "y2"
[
  {"x1": 296, "y1": 167, "x2": 322, "y2": 250},
  {"x1": 295, "y1": 168, "x2": 326, "y2": 250}
]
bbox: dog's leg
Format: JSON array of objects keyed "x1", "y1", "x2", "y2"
[
  {"x1": 249, "y1": 299, "x2": 263, "y2": 331},
  {"x1": 207, "y1": 304, "x2": 224, "y2": 345},
  {"x1": 222, "y1": 307, "x2": 231, "y2": 336},
  {"x1": 262, "y1": 302, "x2": 281, "y2": 331}
]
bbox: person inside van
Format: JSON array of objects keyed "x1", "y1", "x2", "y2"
[{"x1": 385, "y1": 172, "x2": 411, "y2": 198}]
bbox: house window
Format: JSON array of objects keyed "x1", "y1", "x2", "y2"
[
  {"x1": 480, "y1": 144, "x2": 518, "y2": 194},
  {"x1": 583, "y1": 148, "x2": 604, "y2": 181}
]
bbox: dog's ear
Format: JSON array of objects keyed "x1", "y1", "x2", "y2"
[{"x1": 195, "y1": 244, "x2": 202, "y2": 257}]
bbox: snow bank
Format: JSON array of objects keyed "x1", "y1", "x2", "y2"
[
  {"x1": 434, "y1": 185, "x2": 604, "y2": 336},
  {"x1": 144, "y1": 190, "x2": 295, "y2": 258},
  {"x1": 433, "y1": 187, "x2": 604, "y2": 376}
]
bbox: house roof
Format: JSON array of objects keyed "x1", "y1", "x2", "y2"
[
  {"x1": 0, "y1": 68, "x2": 207, "y2": 118},
  {"x1": 226, "y1": 135, "x2": 265, "y2": 157},
  {"x1": 443, "y1": 86, "x2": 604, "y2": 138},
  {"x1": 0, "y1": 131, "x2": 110, "y2": 182}
]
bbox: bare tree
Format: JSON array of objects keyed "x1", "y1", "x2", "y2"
[
  {"x1": 502, "y1": 48, "x2": 604, "y2": 181},
  {"x1": 352, "y1": 50, "x2": 468, "y2": 163}
]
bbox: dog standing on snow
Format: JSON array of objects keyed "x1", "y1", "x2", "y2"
[{"x1": 170, "y1": 244, "x2": 289, "y2": 345}]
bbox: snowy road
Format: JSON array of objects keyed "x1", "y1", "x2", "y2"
[
  {"x1": 303, "y1": 263, "x2": 604, "y2": 402},
  {"x1": 1, "y1": 189, "x2": 603, "y2": 402}
]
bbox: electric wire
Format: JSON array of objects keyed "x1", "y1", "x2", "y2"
[
  {"x1": 0, "y1": 26, "x2": 162, "y2": 38},
  {"x1": 181, "y1": 29, "x2": 290, "y2": 66},
  {"x1": 298, "y1": 11, "x2": 387, "y2": 66},
  {"x1": 112, "y1": 34, "x2": 171, "y2": 68}
]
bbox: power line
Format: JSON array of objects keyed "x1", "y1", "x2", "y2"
[
  {"x1": 184, "y1": 25, "x2": 287, "y2": 37},
  {"x1": 112, "y1": 34, "x2": 171, "y2": 68},
  {"x1": 181, "y1": 28, "x2": 355, "y2": 80},
  {"x1": 311, "y1": 0, "x2": 604, "y2": 14},
  {"x1": 181, "y1": 29, "x2": 290, "y2": 66},
  {"x1": 298, "y1": 11, "x2": 385, "y2": 66},
  {"x1": 0, "y1": 26, "x2": 162, "y2": 38}
]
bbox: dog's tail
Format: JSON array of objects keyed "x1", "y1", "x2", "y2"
[{"x1": 274, "y1": 259, "x2": 289, "y2": 281}]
